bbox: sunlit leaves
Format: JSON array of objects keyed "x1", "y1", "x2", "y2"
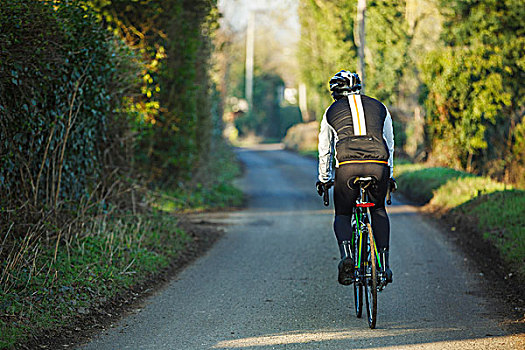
[
  {"x1": 421, "y1": 0, "x2": 523, "y2": 174},
  {"x1": 87, "y1": 0, "x2": 219, "y2": 184}
]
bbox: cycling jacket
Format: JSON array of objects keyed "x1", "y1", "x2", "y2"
[{"x1": 318, "y1": 94, "x2": 394, "y2": 182}]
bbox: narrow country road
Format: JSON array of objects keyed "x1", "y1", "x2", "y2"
[{"x1": 80, "y1": 144, "x2": 524, "y2": 350}]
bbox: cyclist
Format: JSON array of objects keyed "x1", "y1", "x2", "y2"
[{"x1": 316, "y1": 70, "x2": 396, "y2": 286}]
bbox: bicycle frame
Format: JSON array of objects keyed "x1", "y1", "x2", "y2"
[{"x1": 352, "y1": 180, "x2": 381, "y2": 283}]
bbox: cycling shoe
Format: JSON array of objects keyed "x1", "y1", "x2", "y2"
[{"x1": 338, "y1": 257, "x2": 354, "y2": 285}]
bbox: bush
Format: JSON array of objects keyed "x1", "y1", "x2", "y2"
[
  {"x1": 279, "y1": 106, "x2": 303, "y2": 139},
  {"x1": 283, "y1": 122, "x2": 319, "y2": 153},
  {"x1": 88, "y1": 0, "x2": 221, "y2": 185},
  {"x1": 395, "y1": 166, "x2": 470, "y2": 204},
  {"x1": 0, "y1": 1, "x2": 137, "y2": 212},
  {"x1": 419, "y1": 0, "x2": 524, "y2": 183}
]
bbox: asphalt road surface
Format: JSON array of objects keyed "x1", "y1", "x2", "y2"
[{"x1": 80, "y1": 144, "x2": 524, "y2": 350}]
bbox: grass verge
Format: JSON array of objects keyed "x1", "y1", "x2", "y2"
[
  {"x1": 0, "y1": 214, "x2": 188, "y2": 349},
  {"x1": 0, "y1": 141, "x2": 243, "y2": 349},
  {"x1": 395, "y1": 163, "x2": 524, "y2": 279}
]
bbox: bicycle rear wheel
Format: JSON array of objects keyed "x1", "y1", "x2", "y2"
[{"x1": 364, "y1": 223, "x2": 377, "y2": 329}]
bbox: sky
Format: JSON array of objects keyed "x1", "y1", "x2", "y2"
[
  {"x1": 217, "y1": 0, "x2": 301, "y2": 86},
  {"x1": 217, "y1": 0, "x2": 300, "y2": 45}
]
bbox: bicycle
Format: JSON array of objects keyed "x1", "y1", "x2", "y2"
[{"x1": 320, "y1": 176, "x2": 392, "y2": 329}]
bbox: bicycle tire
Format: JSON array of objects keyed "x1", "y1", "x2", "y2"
[
  {"x1": 365, "y1": 222, "x2": 377, "y2": 329},
  {"x1": 353, "y1": 282, "x2": 363, "y2": 318},
  {"x1": 353, "y1": 227, "x2": 363, "y2": 318}
]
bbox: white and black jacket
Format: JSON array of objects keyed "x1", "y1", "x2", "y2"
[{"x1": 318, "y1": 94, "x2": 394, "y2": 182}]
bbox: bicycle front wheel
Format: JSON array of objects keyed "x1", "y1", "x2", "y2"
[
  {"x1": 353, "y1": 280, "x2": 363, "y2": 318},
  {"x1": 364, "y1": 223, "x2": 377, "y2": 329},
  {"x1": 353, "y1": 222, "x2": 363, "y2": 318}
]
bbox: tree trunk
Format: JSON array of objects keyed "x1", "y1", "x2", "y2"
[{"x1": 355, "y1": 0, "x2": 366, "y2": 93}]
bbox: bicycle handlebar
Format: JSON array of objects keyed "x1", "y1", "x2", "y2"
[
  {"x1": 321, "y1": 181, "x2": 333, "y2": 207},
  {"x1": 323, "y1": 187, "x2": 330, "y2": 206}
]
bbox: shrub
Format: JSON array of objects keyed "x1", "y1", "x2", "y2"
[
  {"x1": 0, "y1": 1, "x2": 137, "y2": 211},
  {"x1": 395, "y1": 166, "x2": 469, "y2": 204}
]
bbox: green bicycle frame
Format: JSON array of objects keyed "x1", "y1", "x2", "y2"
[{"x1": 354, "y1": 209, "x2": 382, "y2": 270}]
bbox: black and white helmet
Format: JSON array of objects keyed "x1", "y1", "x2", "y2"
[{"x1": 329, "y1": 70, "x2": 361, "y2": 100}]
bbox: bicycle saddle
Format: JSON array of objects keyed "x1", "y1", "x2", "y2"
[{"x1": 348, "y1": 176, "x2": 377, "y2": 189}]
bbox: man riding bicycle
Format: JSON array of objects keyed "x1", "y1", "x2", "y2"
[{"x1": 316, "y1": 70, "x2": 396, "y2": 286}]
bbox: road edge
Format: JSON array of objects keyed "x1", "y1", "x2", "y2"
[{"x1": 415, "y1": 200, "x2": 525, "y2": 334}]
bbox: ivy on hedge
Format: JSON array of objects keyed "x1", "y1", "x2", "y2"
[{"x1": 0, "y1": 0, "x2": 136, "y2": 211}]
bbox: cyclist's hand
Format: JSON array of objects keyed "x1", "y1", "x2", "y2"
[
  {"x1": 316, "y1": 180, "x2": 334, "y2": 196},
  {"x1": 389, "y1": 177, "x2": 397, "y2": 192},
  {"x1": 316, "y1": 180, "x2": 324, "y2": 196}
]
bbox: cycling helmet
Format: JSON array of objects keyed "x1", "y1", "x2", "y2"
[{"x1": 329, "y1": 70, "x2": 361, "y2": 100}]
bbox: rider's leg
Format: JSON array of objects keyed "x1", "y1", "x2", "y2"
[
  {"x1": 371, "y1": 207, "x2": 393, "y2": 283},
  {"x1": 333, "y1": 166, "x2": 359, "y2": 247},
  {"x1": 333, "y1": 167, "x2": 359, "y2": 285},
  {"x1": 334, "y1": 215, "x2": 352, "y2": 253}
]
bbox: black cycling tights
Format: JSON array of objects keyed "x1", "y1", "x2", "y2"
[{"x1": 333, "y1": 163, "x2": 390, "y2": 251}]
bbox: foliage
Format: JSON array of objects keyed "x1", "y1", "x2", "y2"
[
  {"x1": 222, "y1": 30, "x2": 299, "y2": 140},
  {"x1": 297, "y1": 0, "x2": 416, "y2": 115},
  {"x1": 297, "y1": 0, "x2": 358, "y2": 121},
  {"x1": 297, "y1": 1, "x2": 523, "y2": 187},
  {"x1": 508, "y1": 115, "x2": 525, "y2": 187},
  {"x1": 234, "y1": 71, "x2": 286, "y2": 138},
  {"x1": 279, "y1": 106, "x2": 304, "y2": 138},
  {"x1": 0, "y1": 0, "x2": 137, "y2": 209},
  {"x1": 296, "y1": 0, "x2": 426, "y2": 160},
  {"x1": 420, "y1": 0, "x2": 525, "y2": 180},
  {"x1": 0, "y1": 1, "x2": 142, "y2": 291},
  {"x1": 366, "y1": 0, "x2": 411, "y2": 106},
  {"x1": 87, "y1": 0, "x2": 221, "y2": 185},
  {"x1": 0, "y1": 1, "x2": 228, "y2": 347}
]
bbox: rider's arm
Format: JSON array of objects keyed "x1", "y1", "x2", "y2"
[
  {"x1": 382, "y1": 106, "x2": 395, "y2": 178},
  {"x1": 318, "y1": 109, "x2": 334, "y2": 182}
]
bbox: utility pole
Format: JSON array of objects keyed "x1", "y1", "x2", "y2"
[
  {"x1": 355, "y1": 0, "x2": 366, "y2": 94},
  {"x1": 245, "y1": 11, "x2": 255, "y2": 113},
  {"x1": 299, "y1": 83, "x2": 310, "y2": 122}
]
